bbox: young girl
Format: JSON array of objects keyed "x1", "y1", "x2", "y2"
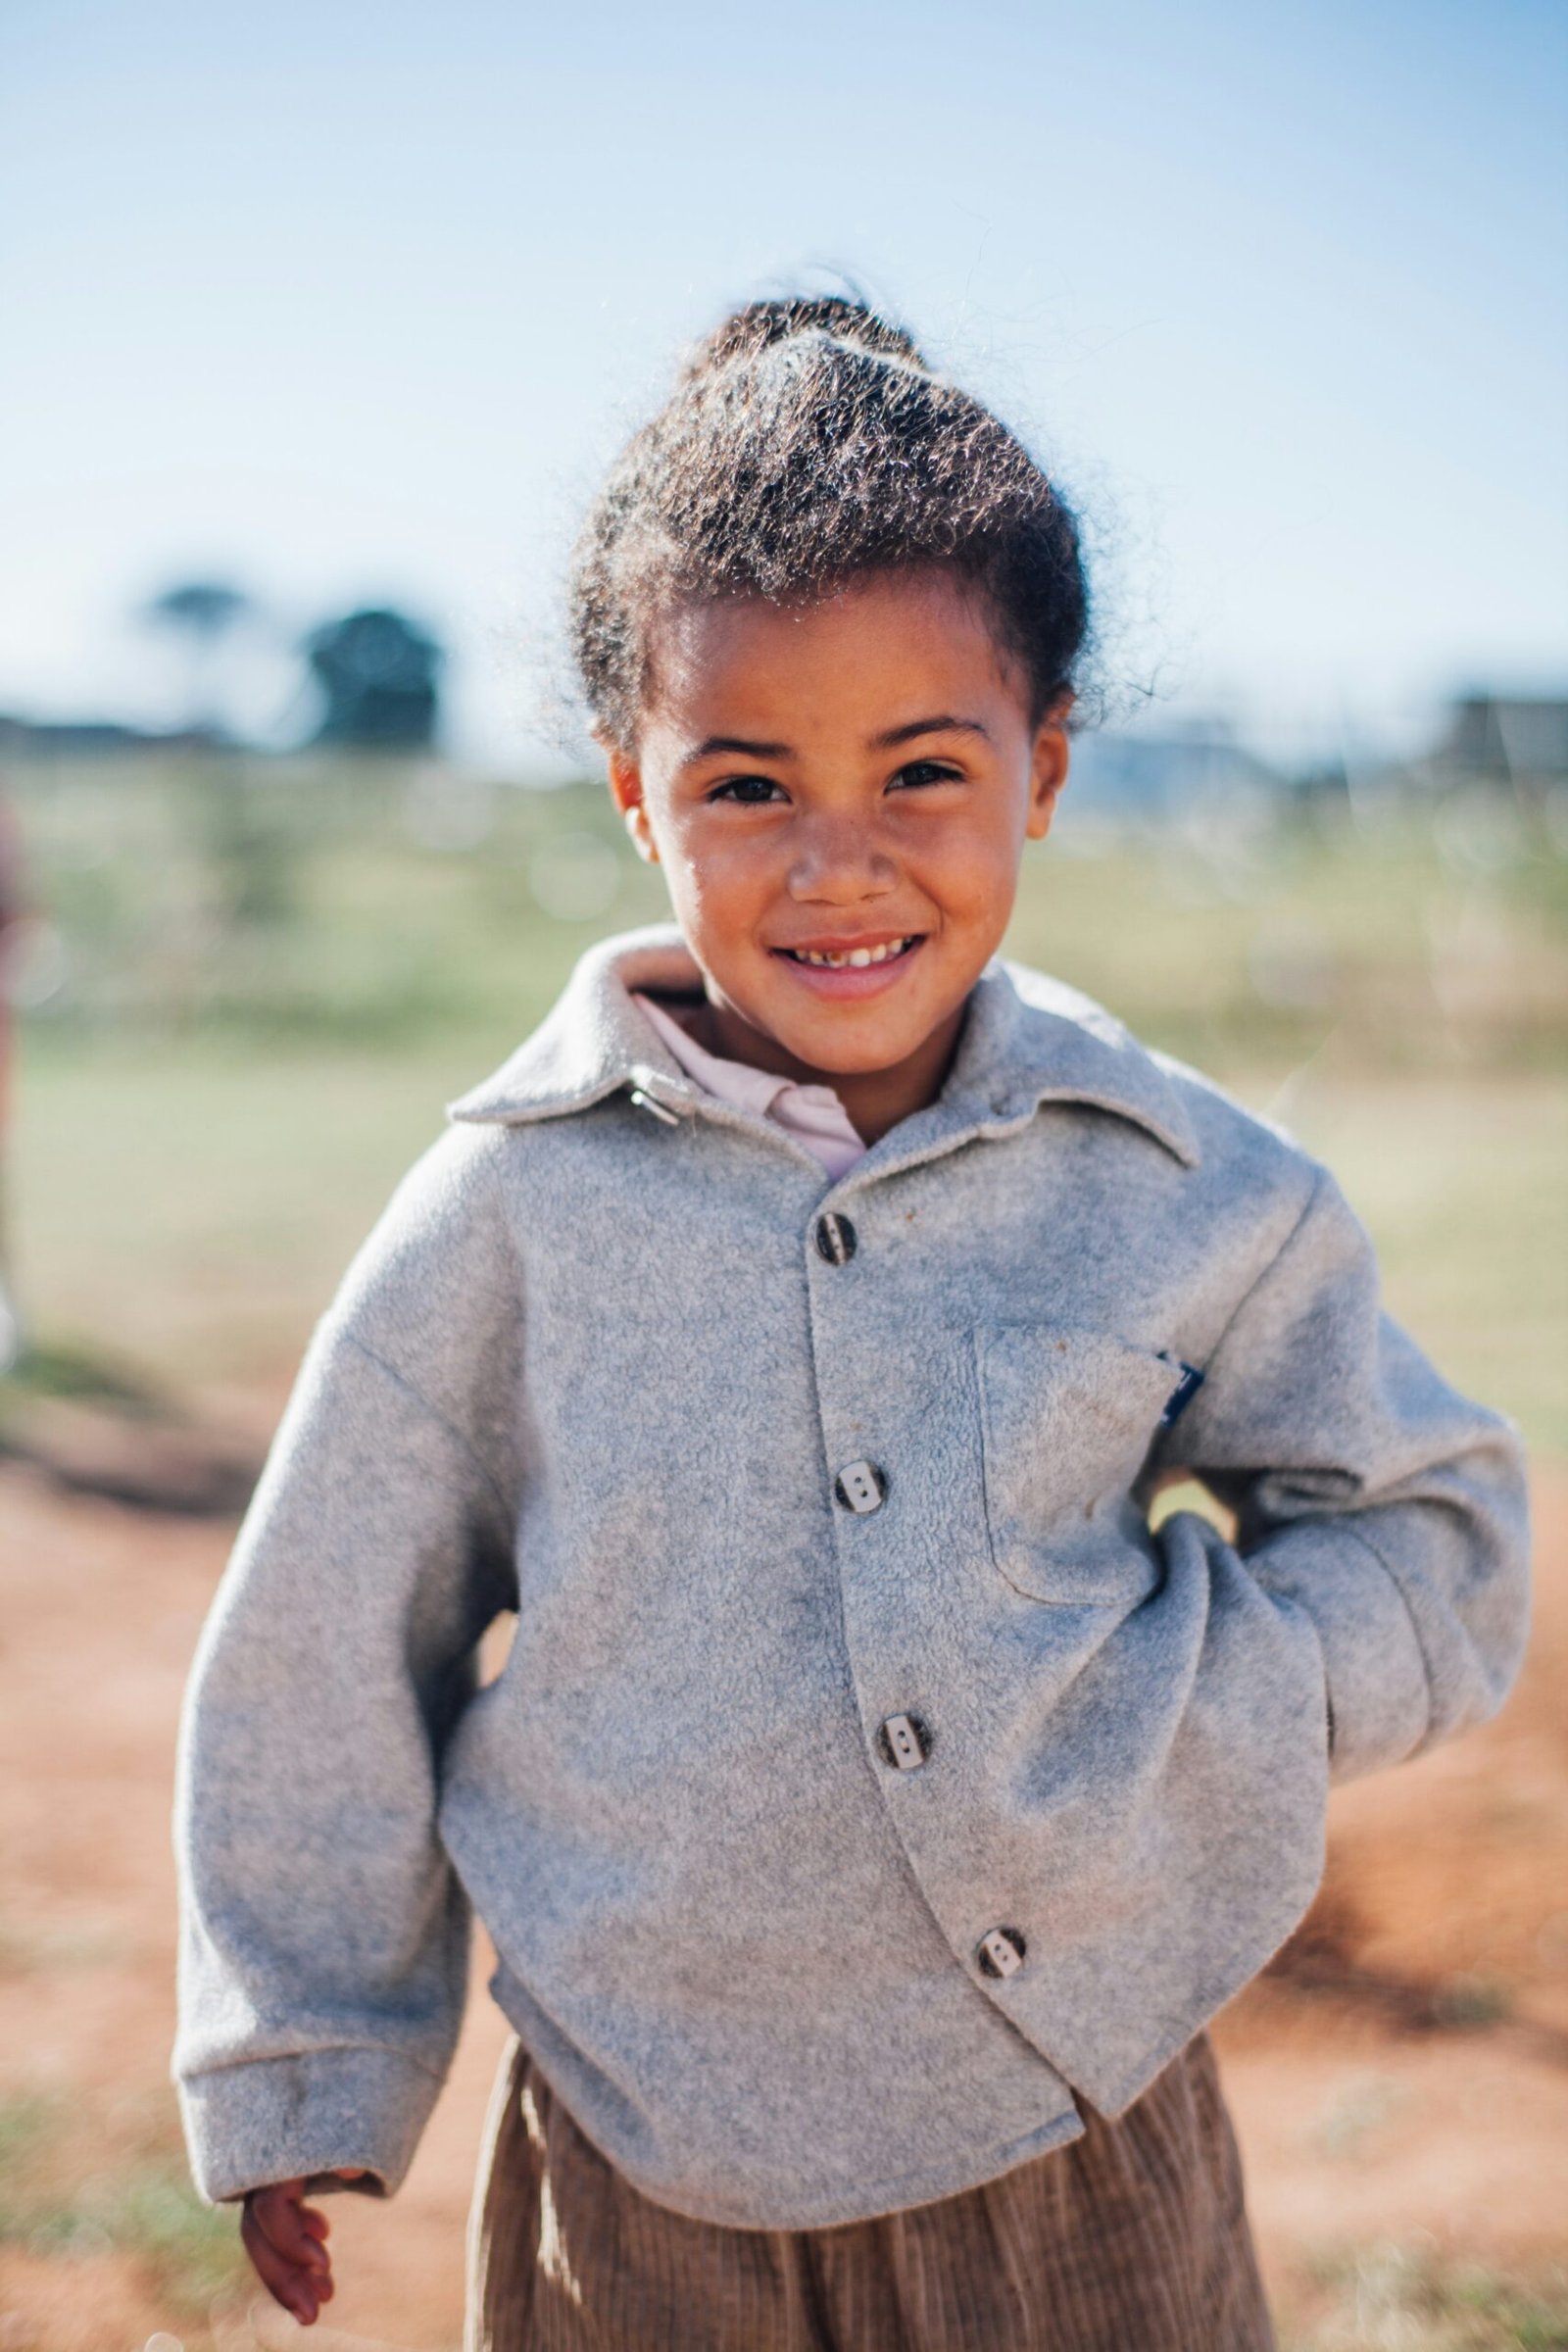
[{"x1": 174, "y1": 296, "x2": 1531, "y2": 2351}]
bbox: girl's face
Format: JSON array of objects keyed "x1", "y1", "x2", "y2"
[{"x1": 607, "y1": 568, "x2": 1068, "y2": 1137}]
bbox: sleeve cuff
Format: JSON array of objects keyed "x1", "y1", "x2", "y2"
[
  {"x1": 1246, "y1": 1516, "x2": 1432, "y2": 1783},
  {"x1": 177, "y1": 2043, "x2": 446, "y2": 2205}
]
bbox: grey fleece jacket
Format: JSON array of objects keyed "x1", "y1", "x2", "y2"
[{"x1": 173, "y1": 924, "x2": 1530, "y2": 2229}]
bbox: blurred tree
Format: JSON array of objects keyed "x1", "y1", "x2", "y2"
[
  {"x1": 304, "y1": 608, "x2": 443, "y2": 750},
  {"x1": 147, "y1": 580, "x2": 250, "y2": 637},
  {"x1": 141, "y1": 579, "x2": 254, "y2": 737}
]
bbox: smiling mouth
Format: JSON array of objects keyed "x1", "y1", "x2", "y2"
[{"x1": 777, "y1": 935, "x2": 921, "y2": 969}]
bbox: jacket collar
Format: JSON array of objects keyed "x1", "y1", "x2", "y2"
[{"x1": 446, "y1": 923, "x2": 1200, "y2": 1170}]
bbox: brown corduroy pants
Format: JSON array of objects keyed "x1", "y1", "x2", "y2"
[{"x1": 466, "y1": 2033, "x2": 1276, "y2": 2352}]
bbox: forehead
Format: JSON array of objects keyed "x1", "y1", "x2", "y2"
[{"x1": 641, "y1": 570, "x2": 1027, "y2": 749}]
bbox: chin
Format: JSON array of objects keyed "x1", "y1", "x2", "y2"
[{"x1": 777, "y1": 1021, "x2": 924, "y2": 1076}]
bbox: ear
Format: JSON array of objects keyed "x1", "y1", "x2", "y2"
[
  {"x1": 606, "y1": 743, "x2": 660, "y2": 865},
  {"x1": 1024, "y1": 700, "x2": 1072, "y2": 842}
]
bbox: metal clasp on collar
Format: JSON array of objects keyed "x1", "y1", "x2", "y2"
[{"x1": 628, "y1": 1087, "x2": 680, "y2": 1127}]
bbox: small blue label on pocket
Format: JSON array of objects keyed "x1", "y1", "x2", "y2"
[{"x1": 1158, "y1": 1362, "x2": 1205, "y2": 1426}]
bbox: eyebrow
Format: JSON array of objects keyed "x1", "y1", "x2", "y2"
[
  {"x1": 678, "y1": 714, "x2": 991, "y2": 771},
  {"x1": 678, "y1": 734, "x2": 791, "y2": 770},
  {"x1": 871, "y1": 713, "x2": 992, "y2": 750}
]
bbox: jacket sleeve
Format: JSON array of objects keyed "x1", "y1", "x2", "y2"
[
  {"x1": 172, "y1": 1126, "x2": 523, "y2": 2204},
  {"x1": 1162, "y1": 1161, "x2": 1531, "y2": 1786}
]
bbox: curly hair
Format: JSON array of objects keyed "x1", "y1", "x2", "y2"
[{"x1": 569, "y1": 294, "x2": 1089, "y2": 751}]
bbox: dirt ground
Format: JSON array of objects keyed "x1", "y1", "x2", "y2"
[{"x1": 1, "y1": 1451, "x2": 1564, "y2": 2351}]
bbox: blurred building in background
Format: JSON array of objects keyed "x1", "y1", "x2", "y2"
[{"x1": 1429, "y1": 696, "x2": 1568, "y2": 799}]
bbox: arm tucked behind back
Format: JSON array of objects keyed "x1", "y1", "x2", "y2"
[
  {"x1": 172, "y1": 1128, "x2": 522, "y2": 2204},
  {"x1": 1162, "y1": 1160, "x2": 1531, "y2": 1784}
]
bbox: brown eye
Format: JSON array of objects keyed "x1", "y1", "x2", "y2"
[
  {"x1": 890, "y1": 760, "x2": 961, "y2": 790},
  {"x1": 709, "y1": 775, "x2": 786, "y2": 805}
]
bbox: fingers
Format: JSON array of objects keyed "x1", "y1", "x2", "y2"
[
  {"x1": 242, "y1": 2180, "x2": 335, "y2": 2328},
  {"x1": 270, "y1": 2187, "x2": 335, "y2": 2274},
  {"x1": 242, "y1": 2202, "x2": 325, "y2": 2326}
]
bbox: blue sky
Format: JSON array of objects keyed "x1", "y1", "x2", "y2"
[{"x1": 2, "y1": 0, "x2": 1564, "y2": 765}]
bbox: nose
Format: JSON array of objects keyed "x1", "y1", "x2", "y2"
[{"x1": 787, "y1": 810, "x2": 898, "y2": 906}]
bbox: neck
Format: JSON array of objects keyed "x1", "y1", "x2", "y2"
[{"x1": 686, "y1": 997, "x2": 968, "y2": 1146}]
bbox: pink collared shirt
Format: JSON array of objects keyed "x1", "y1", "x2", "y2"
[{"x1": 634, "y1": 993, "x2": 866, "y2": 1180}]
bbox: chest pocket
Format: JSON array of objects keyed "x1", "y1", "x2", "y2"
[{"x1": 975, "y1": 1325, "x2": 1188, "y2": 1605}]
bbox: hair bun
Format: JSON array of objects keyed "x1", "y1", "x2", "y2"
[
  {"x1": 572, "y1": 284, "x2": 1088, "y2": 753},
  {"x1": 680, "y1": 294, "x2": 928, "y2": 384}
]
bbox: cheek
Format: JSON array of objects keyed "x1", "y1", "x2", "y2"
[
  {"x1": 921, "y1": 813, "x2": 1022, "y2": 925},
  {"x1": 660, "y1": 819, "x2": 776, "y2": 938}
]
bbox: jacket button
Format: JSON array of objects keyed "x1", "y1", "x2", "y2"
[
  {"x1": 834, "y1": 1460, "x2": 887, "y2": 1514},
  {"x1": 877, "y1": 1712, "x2": 931, "y2": 1771},
  {"x1": 814, "y1": 1211, "x2": 858, "y2": 1265},
  {"x1": 977, "y1": 1927, "x2": 1026, "y2": 1980}
]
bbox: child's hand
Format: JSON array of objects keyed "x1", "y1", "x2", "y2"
[{"x1": 240, "y1": 2168, "x2": 364, "y2": 2325}]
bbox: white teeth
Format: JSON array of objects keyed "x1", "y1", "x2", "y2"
[{"x1": 792, "y1": 937, "x2": 912, "y2": 969}]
